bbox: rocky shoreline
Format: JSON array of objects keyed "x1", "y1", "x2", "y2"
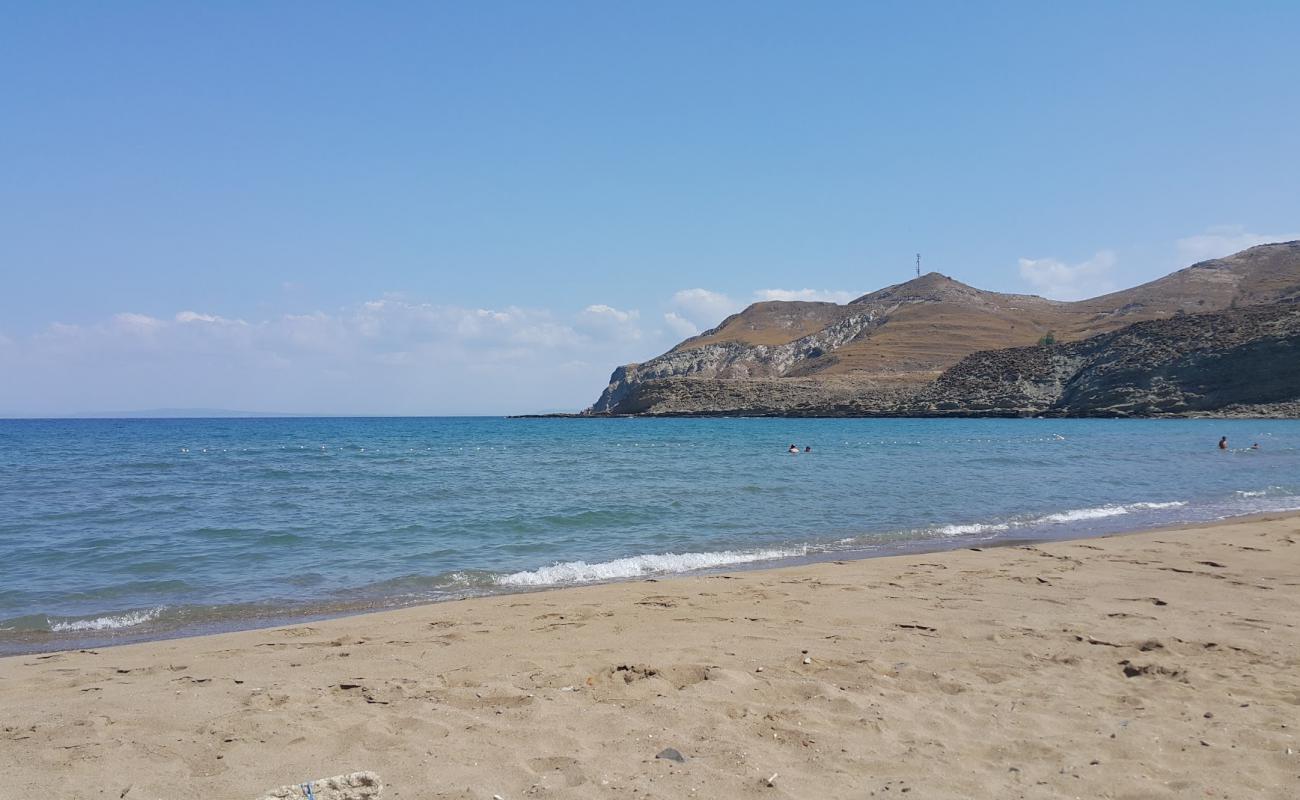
[
  {"x1": 528, "y1": 302, "x2": 1300, "y2": 419},
  {"x1": 565, "y1": 242, "x2": 1300, "y2": 419}
]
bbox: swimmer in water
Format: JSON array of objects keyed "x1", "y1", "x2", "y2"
[
  {"x1": 1251, "y1": 442, "x2": 1260, "y2": 450},
  {"x1": 805, "y1": 446, "x2": 811, "y2": 453},
  {"x1": 1219, "y1": 436, "x2": 1228, "y2": 450},
  {"x1": 788, "y1": 444, "x2": 799, "y2": 453}
]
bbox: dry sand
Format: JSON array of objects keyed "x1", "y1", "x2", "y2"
[{"x1": 2, "y1": 514, "x2": 1298, "y2": 799}]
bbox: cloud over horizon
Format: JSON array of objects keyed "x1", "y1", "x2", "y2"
[
  {"x1": 668, "y1": 287, "x2": 860, "y2": 332},
  {"x1": 0, "y1": 298, "x2": 671, "y2": 416},
  {"x1": 2, "y1": 282, "x2": 872, "y2": 415},
  {"x1": 1176, "y1": 225, "x2": 1300, "y2": 264},
  {"x1": 669, "y1": 288, "x2": 744, "y2": 332},
  {"x1": 11, "y1": 228, "x2": 1292, "y2": 416},
  {"x1": 753, "y1": 288, "x2": 860, "y2": 304},
  {"x1": 1017, "y1": 251, "x2": 1119, "y2": 301}
]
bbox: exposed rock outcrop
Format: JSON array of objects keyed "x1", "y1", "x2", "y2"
[
  {"x1": 910, "y1": 304, "x2": 1300, "y2": 417},
  {"x1": 589, "y1": 311, "x2": 883, "y2": 413},
  {"x1": 584, "y1": 242, "x2": 1300, "y2": 417}
]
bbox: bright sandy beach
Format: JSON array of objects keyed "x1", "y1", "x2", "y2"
[{"x1": 2, "y1": 513, "x2": 1297, "y2": 799}]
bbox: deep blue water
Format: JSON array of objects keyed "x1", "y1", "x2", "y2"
[{"x1": 1, "y1": 416, "x2": 1297, "y2": 653}]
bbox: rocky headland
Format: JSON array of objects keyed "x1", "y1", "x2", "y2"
[{"x1": 579, "y1": 241, "x2": 1300, "y2": 418}]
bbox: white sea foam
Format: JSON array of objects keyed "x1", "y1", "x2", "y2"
[
  {"x1": 497, "y1": 547, "x2": 807, "y2": 587},
  {"x1": 48, "y1": 607, "x2": 164, "y2": 632},
  {"x1": 1235, "y1": 486, "x2": 1289, "y2": 499},
  {"x1": 1035, "y1": 505, "x2": 1130, "y2": 523},
  {"x1": 1032, "y1": 500, "x2": 1186, "y2": 525},
  {"x1": 935, "y1": 522, "x2": 1011, "y2": 536}
]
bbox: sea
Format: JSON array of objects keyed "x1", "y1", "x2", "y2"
[{"x1": 1, "y1": 416, "x2": 1297, "y2": 655}]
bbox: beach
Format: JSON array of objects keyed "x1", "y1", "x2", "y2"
[{"x1": 2, "y1": 513, "x2": 1297, "y2": 799}]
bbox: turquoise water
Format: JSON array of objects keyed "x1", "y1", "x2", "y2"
[{"x1": 1, "y1": 417, "x2": 1297, "y2": 654}]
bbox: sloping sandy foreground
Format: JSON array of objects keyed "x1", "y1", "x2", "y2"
[{"x1": 3, "y1": 515, "x2": 1298, "y2": 799}]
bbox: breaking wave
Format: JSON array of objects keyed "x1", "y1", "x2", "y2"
[
  {"x1": 1235, "y1": 486, "x2": 1289, "y2": 498},
  {"x1": 935, "y1": 522, "x2": 1011, "y2": 536},
  {"x1": 1032, "y1": 501, "x2": 1185, "y2": 524},
  {"x1": 47, "y1": 607, "x2": 165, "y2": 633},
  {"x1": 497, "y1": 546, "x2": 808, "y2": 587},
  {"x1": 1035, "y1": 505, "x2": 1129, "y2": 523}
]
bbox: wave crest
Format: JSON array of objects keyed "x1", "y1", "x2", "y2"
[
  {"x1": 498, "y1": 547, "x2": 807, "y2": 587},
  {"x1": 48, "y1": 607, "x2": 164, "y2": 632},
  {"x1": 1033, "y1": 500, "x2": 1185, "y2": 524},
  {"x1": 935, "y1": 522, "x2": 1011, "y2": 536}
]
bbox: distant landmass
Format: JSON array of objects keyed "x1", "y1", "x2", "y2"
[{"x1": 581, "y1": 241, "x2": 1300, "y2": 418}]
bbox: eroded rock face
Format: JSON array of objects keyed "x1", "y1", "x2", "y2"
[
  {"x1": 588, "y1": 312, "x2": 882, "y2": 414},
  {"x1": 588, "y1": 304, "x2": 1300, "y2": 418},
  {"x1": 911, "y1": 304, "x2": 1300, "y2": 417},
  {"x1": 582, "y1": 242, "x2": 1300, "y2": 417},
  {"x1": 593, "y1": 376, "x2": 911, "y2": 417}
]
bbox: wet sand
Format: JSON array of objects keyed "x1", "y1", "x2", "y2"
[{"x1": 2, "y1": 513, "x2": 1298, "y2": 798}]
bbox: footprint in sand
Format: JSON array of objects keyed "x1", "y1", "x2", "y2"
[
  {"x1": 635, "y1": 595, "x2": 680, "y2": 608},
  {"x1": 527, "y1": 756, "x2": 587, "y2": 787},
  {"x1": 1119, "y1": 597, "x2": 1169, "y2": 606},
  {"x1": 598, "y1": 663, "x2": 712, "y2": 690},
  {"x1": 532, "y1": 620, "x2": 586, "y2": 632}
]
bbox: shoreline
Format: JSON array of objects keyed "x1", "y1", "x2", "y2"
[
  {"x1": 3, "y1": 512, "x2": 1297, "y2": 797},
  {"x1": 7, "y1": 507, "x2": 1298, "y2": 657},
  {"x1": 7, "y1": 507, "x2": 1300, "y2": 657}
]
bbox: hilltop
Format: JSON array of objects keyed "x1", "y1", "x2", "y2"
[{"x1": 585, "y1": 241, "x2": 1300, "y2": 416}]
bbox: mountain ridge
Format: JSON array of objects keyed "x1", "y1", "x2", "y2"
[{"x1": 585, "y1": 241, "x2": 1300, "y2": 416}]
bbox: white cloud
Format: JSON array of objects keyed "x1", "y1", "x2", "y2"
[
  {"x1": 1018, "y1": 250, "x2": 1118, "y2": 301},
  {"x1": 42, "y1": 322, "x2": 81, "y2": 338},
  {"x1": 580, "y1": 304, "x2": 638, "y2": 325},
  {"x1": 670, "y1": 288, "x2": 743, "y2": 329},
  {"x1": 576, "y1": 304, "x2": 642, "y2": 343},
  {"x1": 0, "y1": 297, "x2": 684, "y2": 415},
  {"x1": 1176, "y1": 225, "x2": 1300, "y2": 264},
  {"x1": 174, "y1": 310, "x2": 248, "y2": 325},
  {"x1": 664, "y1": 286, "x2": 861, "y2": 334},
  {"x1": 662, "y1": 311, "x2": 699, "y2": 338},
  {"x1": 111, "y1": 312, "x2": 165, "y2": 332},
  {"x1": 752, "y1": 288, "x2": 858, "y2": 304}
]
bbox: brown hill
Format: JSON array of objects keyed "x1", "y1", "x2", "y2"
[
  {"x1": 1075, "y1": 241, "x2": 1300, "y2": 318},
  {"x1": 912, "y1": 303, "x2": 1300, "y2": 417},
  {"x1": 587, "y1": 241, "x2": 1300, "y2": 415}
]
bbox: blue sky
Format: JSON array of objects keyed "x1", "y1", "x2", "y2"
[{"x1": 2, "y1": 2, "x2": 1298, "y2": 415}]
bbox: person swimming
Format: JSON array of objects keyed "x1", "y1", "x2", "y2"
[
  {"x1": 1251, "y1": 442, "x2": 1260, "y2": 450},
  {"x1": 788, "y1": 444, "x2": 799, "y2": 453},
  {"x1": 804, "y1": 446, "x2": 811, "y2": 453},
  {"x1": 1219, "y1": 436, "x2": 1228, "y2": 450}
]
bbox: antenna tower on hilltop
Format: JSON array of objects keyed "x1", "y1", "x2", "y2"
[{"x1": 915, "y1": 253, "x2": 921, "y2": 277}]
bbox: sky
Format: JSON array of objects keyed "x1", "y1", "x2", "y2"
[{"x1": 2, "y1": 2, "x2": 1298, "y2": 415}]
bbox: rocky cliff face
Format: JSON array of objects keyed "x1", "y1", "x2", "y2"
[
  {"x1": 588, "y1": 310, "x2": 883, "y2": 413},
  {"x1": 586, "y1": 241, "x2": 1300, "y2": 416},
  {"x1": 911, "y1": 304, "x2": 1300, "y2": 417},
  {"x1": 587, "y1": 304, "x2": 1300, "y2": 418}
]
